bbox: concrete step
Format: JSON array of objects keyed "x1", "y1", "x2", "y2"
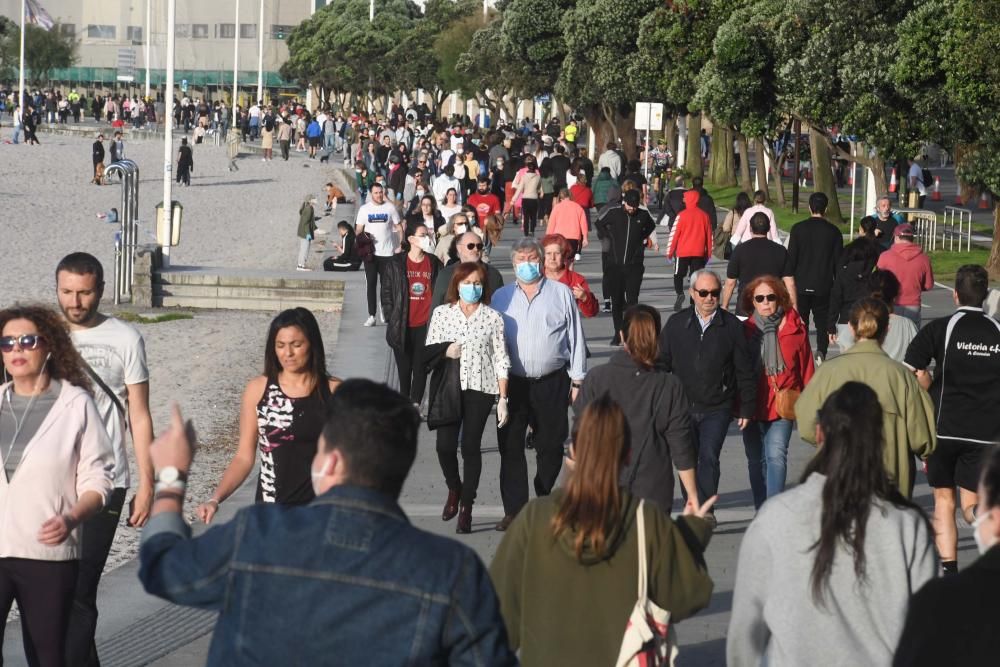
[
  {"x1": 155, "y1": 268, "x2": 345, "y2": 291},
  {"x1": 154, "y1": 283, "x2": 341, "y2": 300},
  {"x1": 150, "y1": 266, "x2": 345, "y2": 312},
  {"x1": 154, "y1": 294, "x2": 341, "y2": 312}
]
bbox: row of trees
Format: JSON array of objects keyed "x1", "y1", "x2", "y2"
[
  {"x1": 0, "y1": 18, "x2": 77, "y2": 85},
  {"x1": 285, "y1": 0, "x2": 999, "y2": 271}
]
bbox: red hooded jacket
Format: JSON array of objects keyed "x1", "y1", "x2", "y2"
[{"x1": 667, "y1": 190, "x2": 713, "y2": 259}]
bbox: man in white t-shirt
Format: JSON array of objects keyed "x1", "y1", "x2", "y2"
[
  {"x1": 908, "y1": 156, "x2": 927, "y2": 208},
  {"x1": 355, "y1": 182, "x2": 403, "y2": 326},
  {"x1": 55, "y1": 252, "x2": 155, "y2": 666}
]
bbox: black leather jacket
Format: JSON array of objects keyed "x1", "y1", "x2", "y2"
[{"x1": 381, "y1": 252, "x2": 442, "y2": 352}]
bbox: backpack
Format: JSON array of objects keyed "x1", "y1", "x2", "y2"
[
  {"x1": 354, "y1": 232, "x2": 376, "y2": 263},
  {"x1": 921, "y1": 167, "x2": 933, "y2": 187}
]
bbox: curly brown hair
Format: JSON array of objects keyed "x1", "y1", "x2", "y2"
[{"x1": 0, "y1": 304, "x2": 92, "y2": 392}]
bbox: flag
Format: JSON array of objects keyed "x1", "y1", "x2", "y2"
[{"x1": 25, "y1": 0, "x2": 55, "y2": 31}]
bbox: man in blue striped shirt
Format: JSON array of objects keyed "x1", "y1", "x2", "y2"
[{"x1": 491, "y1": 238, "x2": 587, "y2": 531}]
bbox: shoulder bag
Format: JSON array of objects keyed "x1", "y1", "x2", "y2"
[
  {"x1": 769, "y1": 376, "x2": 799, "y2": 421},
  {"x1": 615, "y1": 500, "x2": 679, "y2": 667}
]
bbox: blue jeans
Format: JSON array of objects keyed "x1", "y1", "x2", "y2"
[
  {"x1": 742, "y1": 418, "x2": 793, "y2": 509},
  {"x1": 682, "y1": 410, "x2": 733, "y2": 506}
]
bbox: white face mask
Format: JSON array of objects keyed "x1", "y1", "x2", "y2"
[
  {"x1": 973, "y1": 512, "x2": 996, "y2": 555},
  {"x1": 311, "y1": 459, "x2": 328, "y2": 495},
  {"x1": 454, "y1": 224, "x2": 467, "y2": 235},
  {"x1": 419, "y1": 236, "x2": 435, "y2": 253}
]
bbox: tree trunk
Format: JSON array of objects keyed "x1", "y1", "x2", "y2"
[
  {"x1": 988, "y1": 203, "x2": 1000, "y2": 279},
  {"x1": 752, "y1": 137, "x2": 770, "y2": 200},
  {"x1": 664, "y1": 116, "x2": 677, "y2": 161},
  {"x1": 808, "y1": 125, "x2": 844, "y2": 224},
  {"x1": 737, "y1": 134, "x2": 752, "y2": 192},
  {"x1": 764, "y1": 141, "x2": 786, "y2": 207},
  {"x1": 686, "y1": 112, "x2": 702, "y2": 178},
  {"x1": 709, "y1": 125, "x2": 736, "y2": 187}
]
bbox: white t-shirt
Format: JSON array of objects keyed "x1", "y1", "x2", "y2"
[
  {"x1": 71, "y1": 317, "x2": 148, "y2": 488},
  {"x1": 355, "y1": 201, "x2": 402, "y2": 256},
  {"x1": 908, "y1": 162, "x2": 927, "y2": 196}
]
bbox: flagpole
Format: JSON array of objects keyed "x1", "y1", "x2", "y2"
[
  {"x1": 232, "y1": 0, "x2": 239, "y2": 108},
  {"x1": 162, "y1": 0, "x2": 176, "y2": 265},
  {"x1": 144, "y1": 0, "x2": 151, "y2": 99},
  {"x1": 18, "y1": 0, "x2": 26, "y2": 111},
  {"x1": 256, "y1": 0, "x2": 263, "y2": 104}
]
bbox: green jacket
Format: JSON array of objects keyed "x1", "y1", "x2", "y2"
[
  {"x1": 489, "y1": 490, "x2": 713, "y2": 667},
  {"x1": 297, "y1": 203, "x2": 316, "y2": 240},
  {"x1": 795, "y1": 339, "x2": 936, "y2": 497},
  {"x1": 592, "y1": 172, "x2": 615, "y2": 205}
]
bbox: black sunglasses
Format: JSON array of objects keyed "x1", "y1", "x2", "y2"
[
  {"x1": 694, "y1": 289, "x2": 721, "y2": 298},
  {"x1": 754, "y1": 293, "x2": 778, "y2": 303},
  {"x1": 465, "y1": 243, "x2": 484, "y2": 251},
  {"x1": 0, "y1": 334, "x2": 45, "y2": 353}
]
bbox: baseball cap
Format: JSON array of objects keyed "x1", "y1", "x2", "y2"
[{"x1": 894, "y1": 223, "x2": 914, "y2": 237}]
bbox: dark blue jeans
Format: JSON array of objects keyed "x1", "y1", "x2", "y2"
[{"x1": 681, "y1": 410, "x2": 732, "y2": 507}]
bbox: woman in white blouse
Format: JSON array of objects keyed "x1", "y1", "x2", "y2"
[{"x1": 426, "y1": 262, "x2": 511, "y2": 534}]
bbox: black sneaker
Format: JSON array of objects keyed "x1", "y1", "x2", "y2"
[
  {"x1": 674, "y1": 294, "x2": 685, "y2": 312},
  {"x1": 602, "y1": 299, "x2": 611, "y2": 313},
  {"x1": 609, "y1": 335, "x2": 622, "y2": 347}
]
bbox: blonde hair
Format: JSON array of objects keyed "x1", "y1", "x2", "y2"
[{"x1": 849, "y1": 298, "x2": 889, "y2": 342}]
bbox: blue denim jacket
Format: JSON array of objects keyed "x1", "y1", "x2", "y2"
[{"x1": 139, "y1": 485, "x2": 516, "y2": 666}]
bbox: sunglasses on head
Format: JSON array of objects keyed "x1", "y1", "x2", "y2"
[
  {"x1": 754, "y1": 293, "x2": 778, "y2": 303},
  {"x1": 694, "y1": 289, "x2": 721, "y2": 298},
  {"x1": 0, "y1": 334, "x2": 45, "y2": 353},
  {"x1": 465, "y1": 243, "x2": 484, "y2": 251}
]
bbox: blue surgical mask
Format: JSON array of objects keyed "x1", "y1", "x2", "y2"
[
  {"x1": 459, "y1": 283, "x2": 483, "y2": 304},
  {"x1": 515, "y1": 261, "x2": 541, "y2": 283}
]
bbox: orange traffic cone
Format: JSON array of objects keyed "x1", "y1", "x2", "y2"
[
  {"x1": 888, "y1": 168, "x2": 897, "y2": 193},
  {"x1": 931, "y1": 176, "x2": 942, "y2": 201},
  {"x1": 955, "y1": 187, "x2": 964, "y2": 205},
  {"x1": 979, "y1": 192, "x2": 991, "y2": 210},
  {"x1": 848, "y1": 168, "x2": 854, "y2": 187}
]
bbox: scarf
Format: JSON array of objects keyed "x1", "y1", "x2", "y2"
[{"x1": 753, "y1": 307, "x2": 786, "y2": 377}]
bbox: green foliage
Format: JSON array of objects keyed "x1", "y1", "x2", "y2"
[
  {"x1": 0, "y1": 17, "x2": 17, "y2": 82},
  {"x1": 432, "y1": 12, "x2": 486, "y2": 96},
  {"x1": 12, "y1": 23, "x2": 77, "y2": 84},
  {"x1": 499, "y1": 0, "x2": 574, "y2": 97}
]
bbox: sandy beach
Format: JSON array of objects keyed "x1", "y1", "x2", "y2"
[{"x1": 0, "y1": 130, "x2": 344, "y2": 571}]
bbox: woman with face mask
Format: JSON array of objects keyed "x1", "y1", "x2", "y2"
[
  {"x1": 425, "y1": 262, "x2": 510, "y2": 533},
  {"x1": 894, "y1": 445, "x2": 1000, "y2": 665},
  {"x1": 382, "y1": 222, "x2": 443, "y2": 407},
  {"x1": 405, "y1": 194, "x2": 446, "y2": 233}
]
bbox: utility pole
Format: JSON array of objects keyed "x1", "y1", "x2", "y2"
[
  {"x1": 232, "y1": 0, "x2": 239, "y2": 107},
  {"x1": 162, "y1": 0, "x2": 177, "y2": 265},
  {"x1": 256, "y1": 0, "x2": 264, "y2": 104}
]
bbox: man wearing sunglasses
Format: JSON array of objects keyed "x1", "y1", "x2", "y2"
[
  {"x1": 659, "y1": 269, "x2": 756, "y2": 527},
  {"x1": 430, "y1": 231, "x2": 504, "y2": 309},
  {"x1": 54, "y1": 252, "x2": 155, "y2": 665}
]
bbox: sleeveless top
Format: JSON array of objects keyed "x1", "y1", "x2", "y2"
[{"x1": 255, "y1": 380, "x2": 329, "y2": 505}]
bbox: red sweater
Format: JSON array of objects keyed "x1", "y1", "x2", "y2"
[
  {"x1": 743, "y1": 308, "x2": 815, "y2": 421},
  {"x1": 554, "y1": 269, "x2": 598, "y2": 317},
  {"x1": 667, "y1": 190, "x2": 712, "y2": 259}
]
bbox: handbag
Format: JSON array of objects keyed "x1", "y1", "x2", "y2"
[
  {"x1": 769, "y1": 376, "x2": 800, "y2": 421},
  {"x1": 615, "y1": 500, "x2": 679, "y2": 667}
]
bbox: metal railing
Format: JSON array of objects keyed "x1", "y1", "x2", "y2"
[
  {"x1": 104, "y1": 159, "x2": 140, "y2": 304},
  {"x1": 893, "y1": 208, "x2": 938, "y2": 252},
  {"x1": 942, "y1": 206, "x2": 973, "y2": 252}
]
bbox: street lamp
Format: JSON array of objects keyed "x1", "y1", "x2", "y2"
[
  {"x1": 233, "y1": 0, "x2": 239, "y2": 107},
  {"x1": 256, "y1": 0, "x2": 264, "y2": 103}
]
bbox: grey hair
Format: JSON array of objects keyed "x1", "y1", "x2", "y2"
[
  {"x1": 689, "y1": 268, "x2": 721, "y2": 289},
  {"x1": 510, "y1": 237, "x2": 543, "y2": 262},
  {"x1": 876, "y1": 195, "x2": 891, "y2": 204}
]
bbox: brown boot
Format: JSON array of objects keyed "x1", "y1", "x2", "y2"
[
  {"x1": 456, "y1": 504, "x2": 472, "y2": 534},
  {"x1": 495, "y1": 515, "x2": 515, "y2": 532},
  {"x1": 441, "y1": 486, "x2": 461, "y2": 521}
]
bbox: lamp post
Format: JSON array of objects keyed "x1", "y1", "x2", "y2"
[
  {"x1": 17, "y1": 0, "x2": 25, "y2": 111},
  {"x1": 232, "y1": 0, "x2": 239, "y2": 107},
  {"x1": 256, "y1": 0, "x2": 264, "y2": 104},
  {"x1": 144, "y1": 0, "x2": 151, "y2": 99},
  {"x1": 162, "y1": 0, "x2": 176, "y2": 265}
]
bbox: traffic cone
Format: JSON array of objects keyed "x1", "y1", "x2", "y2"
[
  {"x1": 888, "y1": 168, "x2": 897, "y2": 193},
  {"x1": 848, "y1": 168, "x2": 854, "y2": 187},
  {"x1": 979, "y1": 192, "x2": 992, "y2": 210},
  {"x1": 931, "y1": 176, "x2": 942, "y2": 201},
  {"x1": 954, "y1": 188, "x2": 964, "y2": 205}
]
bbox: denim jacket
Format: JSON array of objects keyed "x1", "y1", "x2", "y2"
[{"x1": 139, "y1": 485, "x2": 516, "y2": 666}]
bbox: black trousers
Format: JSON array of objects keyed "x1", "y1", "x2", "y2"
[
  {"x1": 0, "y1": 557, "x2": 79, "y2": 667},
  {"x1": 797, "y1": 292, "x2": 830, "y2": 356},
  {"x1": 365, "y1": 256, "x2": 392, "y2": 317},
  {"x1": 601, "y1": 252, "x2": 612, "y2": 300},
  {"x1": 65, "y1": 487, "x2": 126, "y2": 667},
  {"x1": 436, "y1": 390, "x2": 496, "y2": 505},
  {"x1": 606, "y1": 263, "x2": 644, "y2": 339},
  {"x1": 497, "y1": 371, "x2": 570, "y2": 516},
  {"x1": 393, "y1": 324, "x2": 428, "y2": 404},
  {"x1": 673, "y1": 256, "x2": 707, "y2": 295},
  {"x1": 521, "y1": 199, "x2": 539, "y2": 235}
]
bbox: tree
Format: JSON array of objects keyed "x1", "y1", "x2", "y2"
[
  {"x1": 0, "y1": 17, "x2": 18, "y2": 82},
  {"x1": 457, "y1": 15, "x2": 528, "y2": 121},
  {"x1": 499, "y1": 0, "x2": 573, "y2": 100},
  {"x1": 14, "y1": 23, "x2": 76, "y2": 85}
]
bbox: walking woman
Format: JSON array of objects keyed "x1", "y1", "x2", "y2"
[
  {"x1": 406, "y1": 194, "x2": 447, "y2": 234},
  {"x1": 740, "y1": 276, "x2": 815, "y2": 509},
  {"x1": 0, "y1": 305, "x2": 114, "y2": 666},
  {"x1": 491, "y1": 396, "x2": 715, "y2": 666},
  {"x1": 506, "y1": 155, "x2": 542, "y2": 236},
  {"x1": 728, "y1": 382, "x2": 936, "y2": 666},
  {"x1": 425, "y1": 262, "x2": 510, "y2": 533},
  {"x1": 176, "y1": 138, "x2": 193, "y2": 186},
  {"x1": 794, "y1": 298, "x2": 936, "y2": 497},
  {"x1": 573, "y1": 305, "x2": 699, "y2": 513},
  {"x1": 355, "y1": 160, "x2": 375, "y2": 204},
  {"x1": 197, "y1": 308, "x2": 340, "y2": 522},
  {"x1": 382, "y1": 221, "x2": 442, "y2": 406},
  {"x1": 296, "y1": 194, "x2": 317, "y2": 271}
]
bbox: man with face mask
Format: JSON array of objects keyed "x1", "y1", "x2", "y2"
[
  {"x1": 894, "y1": 444, "x2": 1000, "y2": 665},
  {"x1": 431, "y1": 231, "x2": 504, "y2": 308},
  {"x1": 138, "y1": 382, "x2": 516, "y2": 664},
  {"x1": 490, "y1": 238, "x2": 587, "y2": 531}
]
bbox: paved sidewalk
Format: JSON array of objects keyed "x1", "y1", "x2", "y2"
[{"x1": 4, "y1": 214, "x2": 981, "y2": 666}]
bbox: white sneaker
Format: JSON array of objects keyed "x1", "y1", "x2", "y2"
[
  {"x1": 574, "y1": 253, "x2": 581, "y2": 262},
  {"x1": 363, "y1": 315, "x2": 376, "y2": 327},
  {"x1": 378, "y1": 312, "x2": 386, "y2": 325},
  {"x1": 315, "y1": 229, "x2": 329, "y2": 235},
  {"x1": 296, "y1": 265, "x2": 309, "y2": 271}
]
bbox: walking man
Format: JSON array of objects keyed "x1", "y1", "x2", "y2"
[
  {"x1": 877, "y1": 223, "x2": 934, "y2": 326},
  {"x1": 355, "y1": 183, "x2": 403, "y2": 327},
  {"x1": 56, "y1": 253, "x2": 155, "y2": 666},
  {"x1": 721, "y1": 212, "x2": 797, "y2": 313},
  {"x1": 668, "y1": 189, "x2": 714, "y2": 312},
  {"x1": 492, "y1": 238, "x2": 587, "y2": 531},
  {"x1": 91, "y1": 134, "x2": 105, "y2": 185}
]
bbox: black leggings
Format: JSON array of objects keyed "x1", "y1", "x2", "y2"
[
  {"x1": 0, "y1": 557, "x2": 79, "y2": 667},
  {"x1": 673, "y1": 256, "x2": 707, "y2": 295},
  {"x1": 393, "y1": 324, "x2": 428, "y2": 404},
  {"x1": 436, "y1": 390, "x2": 496, "y2": 505},
  {"x1": 521, "y1": 199, "x2": 539, "y2": 235}
]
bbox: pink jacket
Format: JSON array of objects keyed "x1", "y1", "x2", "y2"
[
  {"x1": 876, "y1": 242, "x2": 934, "y2": 307},
  {"x1": 546, "y1": 199, "x2": 589, "y2": 241},
  {"x1": 0, "y1": 381, "x2": 113, "y2": 561},
  {"x1": 731, "y1": 204, "x2": 779, "y2": 244}
]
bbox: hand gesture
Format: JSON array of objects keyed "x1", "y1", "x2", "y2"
[
  {"x1": 445, "y1": 343, "x2": 462, "y2": 359},
  {"x1": 496, "y1": 397, "x2": 509, "y2": 427},
  {"x1": 682, "y1": 495, "x2": 718, "y2": 520},
  {"x1": 196, "y1": 499, "x2": 219, "y2": 525},
  {"x1": 38, "y1": 514, "x2": 76, "y2": 546},
  {"x1": 571, "y1": 284, "x2": 586, "y2": 301}
]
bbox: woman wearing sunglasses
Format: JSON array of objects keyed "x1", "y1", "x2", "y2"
[
  {"x1": 740, "y1": 276, "x2": 815, "y2": 509},
  {"x1": 425, "y1": 262, "x2": 510, "y2": 533},
  {"x1": 0, "y1": 305, "x2": 113, "y2": 665}
]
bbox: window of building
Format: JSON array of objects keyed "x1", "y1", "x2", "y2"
[
  {"x1": 126, "y1": 26, "x2": 143, "y2": 43},
  {"x1": 175, "y1": 24, "x2": 191, "y2": 38},
  {"x1": 240, "y1": 23, "x2": 257, "y2": 39},
  {"x1": 217, "y1": 23, "x2": 236, "y2": 39},
  {"x1": 58, "y1": 23, "x2": 75, "y2": 38},
  {"x1": 192, "y1": 24, "x2": 209, "y2": 39},
  {"x1": 271, "y1": 25, "x2": 293, "y2": 40},
  {"x1": 87, "y1": 25, "x2": 116, "y2": 40}
]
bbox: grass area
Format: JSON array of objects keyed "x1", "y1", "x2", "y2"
[
  {"x1": 115, "y1": 311, "x2": 194, "y2": 324},
  {"x1": 928, "y1": 247, "x2": 992, "y2": 284}
]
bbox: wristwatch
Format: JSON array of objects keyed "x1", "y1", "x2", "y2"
[{"x1": 154, "y1": 466, "x2": 188, "y2": 494}]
